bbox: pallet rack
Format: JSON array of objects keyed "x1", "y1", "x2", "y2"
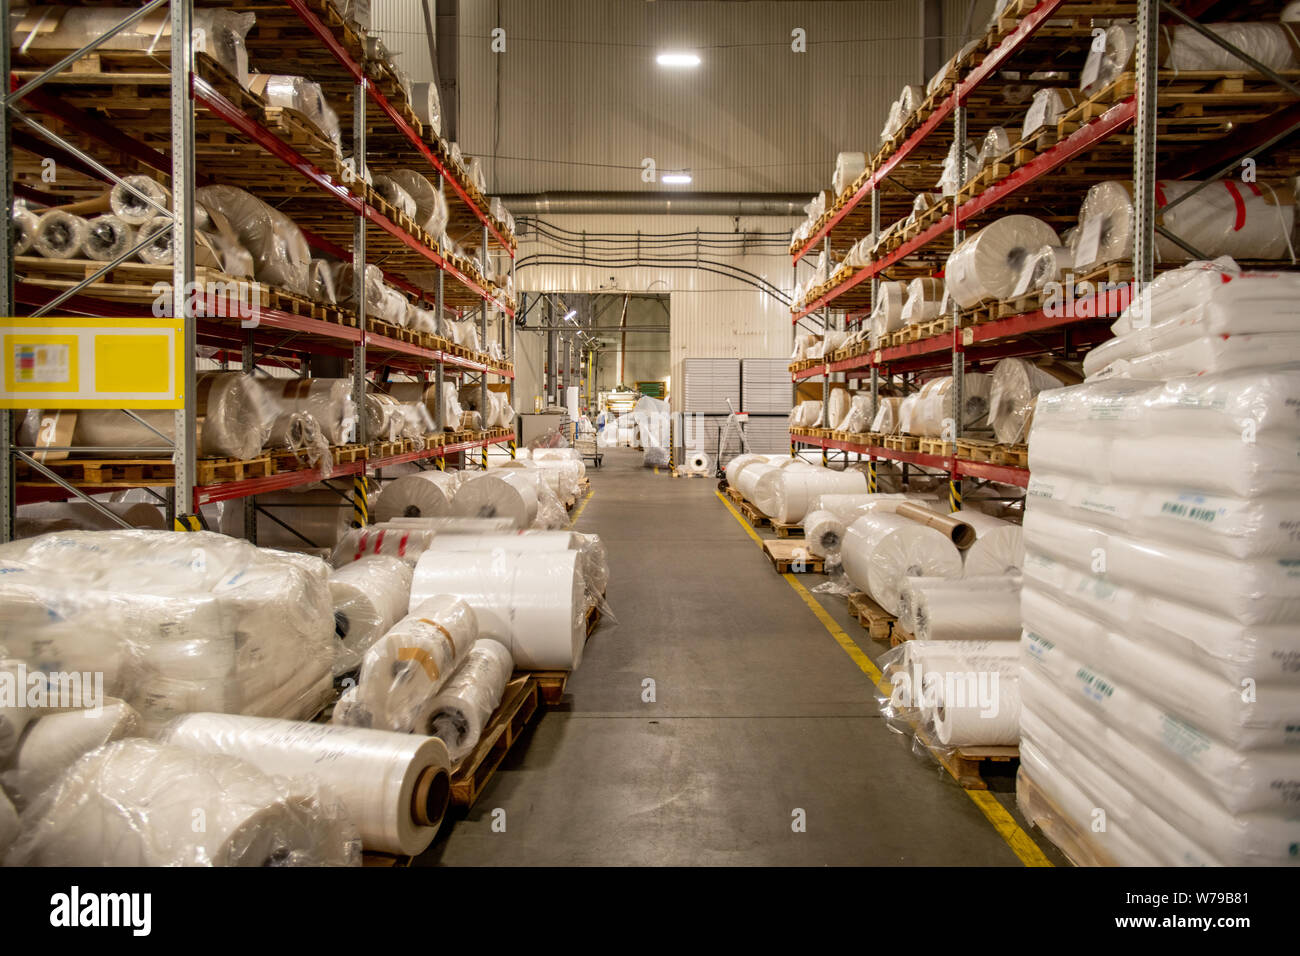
[
  {"x1": 0, "y1": 0, "x2": 521, "y2": 542},
  {"x1": 788, "y1": 0, "x2": 1300, "y2": 502}
]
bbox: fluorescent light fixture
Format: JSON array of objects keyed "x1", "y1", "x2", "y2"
[
  {"x1": 564, "y1": 310, "x2": 577, "y2": 322},
  {"x1": 656, "y1": 51, "x2": 700, "y2": 67},
  {"x1": 662, "y1": 173, "x2": 692, "y2": 185}
]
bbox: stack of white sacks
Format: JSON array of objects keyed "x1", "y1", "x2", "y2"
[{"x1": 1016, "y1": 258, "x2": 1300, "y2": 866}]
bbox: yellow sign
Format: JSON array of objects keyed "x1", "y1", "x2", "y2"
[{"x1": 1, "y1": 317, "x2": 184, "y2": 409}]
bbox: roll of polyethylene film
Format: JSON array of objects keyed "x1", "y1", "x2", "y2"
[
  {"x1": 33, "y1": 211, "x2": 89, "y2": 258},
  {"x1": 451, "y1": 471, "x2": 538, "y2": 528},
  {"x1": 428, "y1": 639, "x2": 515, "y2": 763},
  {"x1": 752, "y1": 463, "x2": 814, "y2": 517},
  {"x1": 804, "y1": 510, "x2": 846, "y2": 557},
  {"x1": 913, "y1": 583, "x2": 1022, "y2": 641},
  {"x1": 409, "y1": 548, "x2": 585, "y2": 670},
  {"x1": 871, "y1": 396, "x2": 904, "y2": 434},
  {"x1": 945, "y1": 215, "x2": 1060, "y2": 308},
  {"x1": 13, "y1": 206, "x2": 39, "y2": 255},
  {"x1": 82, "y1": 215, "x2": 134, "y2": 261},
  {"x1": 725, "y1": 453, "x2": 778, "y2": 489},
  {"x1": 9, "y1": 738, "x2": 350, "y2": 866},
  {"x1": 268, "y1": 378, "x2": 354, "y2": 446},
  {"x1": 110, "y1": 174, "x2": 172, "y2": 224},
  {"x1": 331, "y1": 527, "x2": 439, "y2": 567},
  {"x1": 15, "y1": 501, "x2": 164, "y2": 537},
  {"x1": 960, "y1": 511, "x2": 1024, "y2": 576},
  {"x1": 166, "y1": 714, "x2": 450, "y2": 857},
  {"x1": 907, "y1": 641, "x2": 1019, "y2": 721},
  {"x1": 5, "y1": 699, "x2": 140, "y2": 809},
  {"x1": 410, "y1": 82, "x2": 442, "y2": 133},
  {"x1": 768, "y1": 468, "x2": 868, "y2": 524},
  {"x1": 374, "y1": 471, "x2": 459, "y2": 523},
  {"x1": 827, "y1": 389, "x2": 852, "y2": 431},
  {"x1": 737, "y1": 462, "x2": 776, "y2": 502},
  {"x1": 840, "y1": 513, "x2": 963, "y2": 614},
  {"x1": 328, "y1": 555, "x2": 413, "y2": 672},
  {"x1": 898, "y1": 575, "x2": 1020, "y2": 635},
  {"x1": 934, "y1": 676, "x2": 1020, "y2": 746},
  {"x1": 687, "y1": 451, "x2": 710, "y2": 474},
  {"x1": 383, "y1": 516, "x2": 517, "y2": 533},
  {"x1": 353, "y1": 595, "x2": 477, "y2": 735}
]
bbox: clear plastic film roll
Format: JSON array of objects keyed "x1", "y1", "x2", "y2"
[
  {"x1": 195, "y1": 185, "x2": 312, "y2": 295},
  {"x1": 80, "y1": 214, "x2": 135, "y2": 261},
  {"x1": 838, "y1": 393, "x2": 874, "y2": 433},
  {"x1": 136, "y1": 216, "x2": 177, "y2": 264},
  {"x1": 960, "y1": 511, "x2": 1025, "y2": 576},
  {"x1": 910, "y1": 374, "x2": 993, "y2": 436},
  {"x1": 386, "y1": 169, "x2": 439, "y2": 230},
  {"x1": 328, "y1": 555, "x2": 413, "y2": 674},
  {"x1": 33, "y1": 210, "x2": 88, "y2": 258},
  {"x1": 372, "y1": 175, "x2": 417, "y2": 220},
  {"x1": 765, "y1": 468, "x2": 868, "y2": 524},
  {"x1": 976, "y1": 127, "x2": 1010, "y2": 171},
  {"x1": 988, "y1": 356, "x2": 1078, "y2": 444},
  {"x1": 110, "y1": 174, "x2": 172, "y2": 224},
  {"x1": 12, "y1": 204, "x2": 39, "y2": 255},
  {"x1": 840, "y1": 513, "x2": 964, "y2": 614},
  {"x1": 7, "y1": 738, "x2": 359, "y2": 866},
  {"x1": 451, "y1": 471, "x2": 539, "y2": 528},
  {"x1": 1, "y1": 699, "x2": 140, "y2": 810},
  {"x1": 804, "y1": 509, "x2": 847, "y2": 558},
  {"x1": 428, "y1": 639, "x2": 515, "y2": 763},
  {"x1": 249, "y1": 74, "x2": 341, "y2": 151},
  {"x1": 826, "y1": 388, "x2": 853, "y2": 431},
  {"x1": 1012, "y1": 243, "x2": 1073, "y2": 294},
  {"x1": 409, "y1": 549, "x2": 586, "y2": 670},
  {"x1": 346, "y1": 595, "x2": 478, "y2": 736},
  {"x1": 266, "y1": 377, "x2": 355, "y2": 446},
  {"x1": 1164, "y1": 21, "x2": 1298, "y2": 72},
  {"x1": 411, "y1": 81, "x2": 443, "y2": 136},
  {"x1": 908, "y1": 577, "x2": 1022, "y2": 641},
  {"x1": 945, "y1": 215, "x2": 1060, "y2": 308},
  {"x1": 1021, "y1": 88, "x2": 1082, "y2": 139},
  {"x1": 330, "y1": 525, "x2": 440, "y2": 567},
  {"x1": 900, "y1": 277, "x2": 945, "y2": 323},
  {"x1": 871, "y1": 396, "x2": 904, "y2": 434},
  {"x1": 164, "y1": 713, "x2": 449, "y2": 857},
  {"x1": 426, "y1": 530, "x2": 609, "y2": 608},
  {"x1": 374, "y1": 471, "x2": 460, "y2": 522}
]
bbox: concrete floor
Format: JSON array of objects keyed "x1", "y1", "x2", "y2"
[{"x1": 420, "y1": 447, "x2": 1063, "y2": 866}]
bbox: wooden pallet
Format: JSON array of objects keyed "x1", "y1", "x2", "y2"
[
  {"x1": 17, "y1": 454, "x2": 274, "y2": 487},
  {"x1": 1017, "y1": 767, "x2": 1116, "y2": 867},
  {"x1": 956, "y1": 438, "x2": 998, "y2": 462},
  {"x1": 585, "y1": 602, "x2": 602, "y2": 637},
  {"x1": 529, "y1": 670, "x2": 569, "y2": 706},
  {"x1": 771, "y1": 520, "x2": 804, "y2": 539},
  {"x1": 369, "y1": 438, "x2": 414, "y2": 458},
  {"x1": 884, "y1": 435, "x2": 920, "y2": 453},
  {"x1": 449, "y1": 676, "x2": 540, "y2": 808},
  {"x1": 916, "y1": 438, "x2": 954, "y2": 457},
  {"x1": 913, "y1": 720, "x2": 1018, "y2": 791},
  {"x1": 890, "y1": 625, "x2": 915, "y2": 648},
  {"x1": 269, "y1": 443, "x2": 368, "y2": 473},
  {"x1": 738, "y1": 497, "x2": 771, "y2": 529},
  {"x1": 762, "y1": 539, "x2": 824, "y2": 574},
  {"x1": 847, "y1": 591, "x2": 896, "y2": 642}
]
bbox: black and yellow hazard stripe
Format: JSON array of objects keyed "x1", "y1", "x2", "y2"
[
  {"x1": 868, "y1": 461, "x2": 878, "y2": 494},
  {"x1": 481, "y1": 445, "x2": 489, "y2": 470},
  {"x1": 821, "y1": 446, "x2": 829, "y2": 467},
  {"x1": 508, "y1": 438, "x2": 517, "y2": 459},
  {"x1": 351, "y1": 475, "x2": 369, "y2": 527},
  {"x1": 172, "y1": 514, "x2": 204, "y2": 532},
  {"x1": 948, "y1": 478, "x2": 962, "y2": 512},
  {"x1": 436, "y1": 455, "x2": 446, "y2": 471}
]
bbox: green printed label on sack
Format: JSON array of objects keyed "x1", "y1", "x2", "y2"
[
  {"x1": 1075, "y1": 483, "x2": 1138, "y2": 520},
  {"x1": 1026, "y1": 475, "x2": 1064, "y2": 501},
  {"x1": 1158, "y1": 712, "x2": 1213, "y2": 763}
]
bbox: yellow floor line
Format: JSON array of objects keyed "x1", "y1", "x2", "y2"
[
  {"x1": 570, "y1": 488, "x2": 594, "y2": 524},
  {"x1": 716, "y1": 487, "x2": 1052, "y2": 868}
]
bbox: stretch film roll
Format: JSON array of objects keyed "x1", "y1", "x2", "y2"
[
  {"x1": 166, "y1": 713, "x2": 449, "y2": 856},
  {"x1": 804, "y1": 510, "x2": 846, "y2": 557},
  {"x1": 33, "y1": 211, "x2": 88, "y2": 258},
  {"x1": 960, "y1": 511, "x2": 1025, "y2": 576},
  {"x1": 110, "y1": 174, "x2": 171, "y2": 225},
  {"x1": 374, "y1": 471, "x2": 459, "y2": 523},
  {"x1": 409, "y1": 549, "x2": 585, "y2": 670},
  {"x1": 3, "y1": 699, "x2": 140, "y2": 810},
  {"x1": 913, "y1": 581, "x2": 1022, "y2": 641},
  {"x1": 410, "y1": 81, "x2": 442, "y2": 135},
  {"x1": 328, "y1": 556, "x2": 413, "y2": 672},
  {"x1": 82, "y1": 215, "x2": 134, "y2": 261},
  {"x1": 752, "y1": 463, "x2": 815, "y2": 517},
  {"x1": 331, "y1": 527, "x2": 439, "y2": 567},
  {"x1": 136, "y1": 216, "x2": 175, "y2": 264},
  {"x1": 9, "y1": 738, "x2": 357, "y2": 866},
  {"x1": 267, "y1": 378, "x2": 355, "y2": 447},
  {"x1": 935, "y1": 679, "x2": 1021, "y2": 746},
  {"x1": 988, "y1": 357, "x2": 1077, "y2": 444},
  {"x1": 13, "y1": 206, "x2": 38, "y2": 255},
  {"x1": 15, "y1": 502, "x2": 164, "y2": 537},
  {"x1": 725, "y1": 454, "x2": 782, "y2": 489},
  {"x1": 350, "y1": 596, "x2": 477, "y2": 735},
  {"x1": 871, "y1": 281, "x2": 908, "y2": 341},
  {"x1": 452, "y1": 471, "x2": 538, "y2": 528},
  {"x1": 841, "y1": 514, "x2": 964, "y2": 615},
  {"x1": 426, "y1": 530, "x2": 607, "y2": 600},
  {"x1": 826, "y1": 389, "x2": 852, "y2": 432},
  {"x1": 945, "y1": 216, "x2": 1060, "y2": 308},
  {"x1": 766, "y1": 468, "x2": 869, "y2": 524},
  {"x1": 871, "y1": 397, "x2": 904, "y2": 434},
  {"x1": 428, "y1": 639, "x2": 515, "y2": 763}
]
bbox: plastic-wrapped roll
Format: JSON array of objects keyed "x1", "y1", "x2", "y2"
[
  {"x1": 79, "y1": 214, "x2": 133, "y2": 261},
  {"x1": 195, "y1": 185, "x2": 312, "y2": 295},
  {"x1": 935, "y1": 678, "x2": 1020, "y2": 746},
  {"x1": 374, "y1": 472, "x2": 459, "y2": 523},
  {"x1": 33, "y1": 210, "x2": 89, "y2": 258},
  {"x1": 871, "y1": 396, "x2": 903, "y2": 434},
  {"x1": 165, "y1": 714, "x2": 448, "y2": 857},
  {"x1": 826, "y1": 389, "x2": 853, "y2": 431},
  {"x1": 725, "y1": 453, "x2": 780, "y2": 489},
  {"x1": 330, "y1": 526, "x2": 439, "y2": 567},
  {"x1": 349, "y1": 595, "x2": 477, "y2": 734},
  {"x1": 1164, "y1": 22, "x2": 1298, "y2": 73},
  {"x1": 961, "y1": 511, "x2": 1024, "y2": 576},
  {"x1": 765, "y1": 468, "x2": 868, "y2": 524},
  {"x1": 898, "y1": 575, "x2": 1021, "y2": 635},
  {"x1": 900, "y1": 277, "x2": 945, "y2": 324},
  {"x1": 266, "y1": 378, "x2": 355, "y2": 446},
  {"x1": 328, "y1": 555, "x2": 413, "y2": 673},
  {"x1": 945, "y1": 216, "x2": 1060, "y2": 308},
  {"x1": 837, "y1": 393, "x2": 874, "y2": 433},
  {"x1": 8, "y1": 738, "x2": 358, "y2": 866},
  {"x1": 912, "y1": 581, "x2": 1022, "y2": 642},
  {"x1": 451, "y1": 471, "x2": 538, "y2": 528},
  {"x1": 372, "y1": 175, "x2": 417, "y2": 220},
  {"x1": 136, "y1": 216, "x2": 176, "y2": 264},
  {"x1": 427, "y1": 639, "x2": 514, "y2": 763},
  {"x1": 364, "y1": 392, "x2": 401, "y2": 443},
  {"x1": 911, "y1": 374, "x2": 993, "y2": 436},
  {"x1": 13, "y1": 206, "x2": 39, "y2": 255},
  {"x1": 752, "y1": 462, "x2": 816, "y2": 517},
  {"x1": 411, "y1": 81, "x2": 443, "y2": 135},
  {"x1": 804, "y1": 510, "x2": 847, "y2": 558},
  {"x1": 409, "y1": 549, "x2": 585, "y2": 670},
  {"x1": 870, "y1": 280, "x2": 908, "y2": 342},
  {"x1": 1022, "y1": 88, "x2": 1082, "y2": 139},
  {"x1": 1080, "y1": 21, "x2": 1137, "y2": 96},
  {"x1": 840, "y1": 513, "x2": 964, "y2": 614},
  {"x1": 1073, "y1": 180, "x2": 1134, "y2": 271},
  {"x1": 976, "y1": 127, "x2": 1010, "y2": 170},
  {"x1": 110, "y1": 174, "x2": 171, "y2": 224},
  {"x1": 737, "y1": 462, "x2": 777, "y2": 503},
  {"x1": 1014, "y1": 244, "x2": 1073, "y2": 293},
  {"x1": 898, "y1": 393, "x2": 921, "y2": 435},
  {"x1": 684, "y1": 450, "x2": 711, "y2": 474},
  {"x1": 382, "y1": 516, "x2": 516, "y2": 533},
  {"x1": 2, "y1": 699, "x2": 139, "y2": 809},
  {"x1": 386, "y1": 170, "x2": 439, "y2": 229},
  {"x1": 15, "y1": 501, "x2": 164, "y2": 537},
  {"x1": 427, "y1": 530, "x2": 606, "y2": 604},
  {"x1": 988, "y1": 357, "x2": 1076, "y2": 444}
]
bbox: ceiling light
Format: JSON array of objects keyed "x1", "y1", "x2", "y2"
[
  {"x1": 656, "y1": 51, "x2": 700, "y2": 68},
  {"x1": 564, "y1": 310, "x2": 577, "y2": 322},
  {"x1": 662, "y1": 173, "x2": 692, "y2": 185}
]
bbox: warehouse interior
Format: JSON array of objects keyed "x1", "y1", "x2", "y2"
[{"x1": 0, "y1": 0, "x2": 1297, "y2": 881}]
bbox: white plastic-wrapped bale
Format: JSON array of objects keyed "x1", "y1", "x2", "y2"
[
  {"x1": 840, "y1": 513, "x2": 963, "y2": 615},
  {"x1": 427, "y1": 639, "x2": 515, "y2": 763}
]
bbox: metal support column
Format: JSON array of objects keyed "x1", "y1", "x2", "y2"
[
  {"x1": 171, "y1": 0, "x2": 198, "y2": 530},
  {"x1": 0, "y1": 0, "x2": 13, "y2": 542},
  {"x1": 1133, "y1": 0, "x2": 1159, "y2": 290},
  {"x1": 479, "y1": 223, "x2": 489, "y2": 463},
  {"x1": 348, "y1": 76, "x2": 369, "y2": 522},
  {"x1": 948, "y1": 102, "x2": 968, "y2": 512}
]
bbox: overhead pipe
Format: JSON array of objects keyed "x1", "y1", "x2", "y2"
[{"x1": 500, "y1": 192, "x2": 809, "y2": 217}]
